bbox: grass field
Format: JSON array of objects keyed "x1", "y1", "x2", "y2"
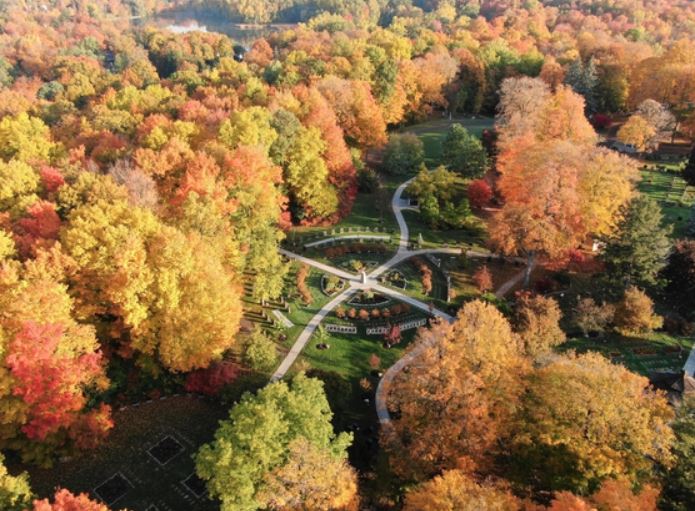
[
  {"x1": 289, "y1": 183, "x2": 400, "y2": 240},
  {"x1": 301, "y1": 328, "x2": 418, "y2": 380},
  {"x1": 639, "y1": 169, "x2": 694, "y2": 237},
  {"x1": 402, "y1": 209, "x2": 487, "y2": 250},
  {"x1": 399, "y1": 115, "x2": 494, "y2": 166}
]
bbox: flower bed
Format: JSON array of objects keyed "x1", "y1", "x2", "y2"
[
  {"x1": 324, "y1": 242, "x2": 390, "y2": 259},
  {"x1": 335, "y1": 302, "x2": 413, "y2": 322},
  {"x1": 320, "y1": 274, "x2": 347, "y2": 296},
  {"x1": 380, "y1": 270, "x2": 407, "y2": 289},
  {"x1": 347, "y1": 290, "x2": 391, "y2": 307}
]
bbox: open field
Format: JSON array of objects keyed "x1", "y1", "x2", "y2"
[
  {"x1": 639, "y1": 169, "x2": 694, "y2": 238},
  {"x1": 399, "y1": 115, "x2": 494, "y2": 165}
]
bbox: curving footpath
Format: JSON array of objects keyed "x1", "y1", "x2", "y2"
[
  {"x1": 374, "y1": 263, "x2": 532, "y2": 425},
  {"x1": 270, "y1": 174, "x2": 532, "y2": 402},
  {"x1": 270, "y1": 286, "x2": 357, "y2": 382}
]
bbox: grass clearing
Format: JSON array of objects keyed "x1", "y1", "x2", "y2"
[
  {"x1": 301, "y1": 329, "x2": 418, "y2": 381},
  {"x1": 401, "y1": 209, "x2": 487, "y2": 250},
  {"x1": 398, "y1": 115, "x2": 494, "y2": 166},
  {"x1": 639, "y1": 169, "x2": 694, "y2": 238}
]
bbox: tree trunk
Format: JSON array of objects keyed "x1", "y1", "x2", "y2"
[
  {"x1": 523, "y1": 251, "x2": 536, "y2": 288},
  {"x1": 671, "y1": 120, "x2": 680, "y2": 143}
]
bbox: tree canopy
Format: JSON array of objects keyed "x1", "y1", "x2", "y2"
[{"x1": 196, "y1": 373, "x2": 356, "y2": 511}]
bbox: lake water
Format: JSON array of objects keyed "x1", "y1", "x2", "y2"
[{"x1": 151, "y1": 8, "x2": 295, "y2": 44}]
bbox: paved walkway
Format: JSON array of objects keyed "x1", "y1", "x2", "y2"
[
  {"x1": 374, "y1": 263, "x2": 530, "y2": 425},
  {"x1": 270, "y1": 174, "x2": 531, "y2": 391},
  {"x1": 270, "y1": 286, "x2": 357, "y2": 382},
  {"x1": 304, "y1": 234, "x2": 390, "y2": 248},
  {"x1": 272, "y1": 310, "x2": 294, "y2": 328},
  {"x1": 393, "y1": 178, "x2": 414, "y2": 253},
  {"x1": 684, "y1": 344, "x2": 695, "y2": 377},
  {"x1": 279, "y1": 248, "x2": 359, "y2": 282}
]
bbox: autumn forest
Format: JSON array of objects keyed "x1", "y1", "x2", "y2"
[{"x1": 1, "y1": 0, "x2": 695, "y2": 510}]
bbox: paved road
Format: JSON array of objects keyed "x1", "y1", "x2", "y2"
[
  {"x1": 684, "y1": 343, "x2": 695, "y2": 377},
  {"x1": 373, "y1": 284, "x2": 454, "y2": 322}
]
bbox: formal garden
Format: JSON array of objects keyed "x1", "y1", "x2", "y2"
[{"x1": 18, "y1": 112, "x2": 694, "y2": 510}]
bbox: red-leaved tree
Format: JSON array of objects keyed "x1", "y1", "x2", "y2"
[
  {"x1": 467, "y1": 179, "x2": 493, "y2": 209},
  {"x1": 6, "y1": 322, "x2": 108, "y2": 442},
  {"x1": 31, "y1": 488, "x2": 109, "y2": 511}
]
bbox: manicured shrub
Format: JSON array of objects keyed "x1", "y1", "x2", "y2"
[
  {"x1": 296, "y1": 264, "x2": 312, "y2": 304},
  {"x1": 614, "y1": 287, "x2": 663, "y2": 336}
]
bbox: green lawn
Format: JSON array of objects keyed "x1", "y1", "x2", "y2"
[
  {"x1": 401, "y1": 209, "x2": 487, "y2": 250},
  {"x1": 398, "y1": 115, "x2": 494, "y2": 166},
  {"x1": 267, "y1": 264, "x2": 337, "y2": 353},
  {"x1": 301, "y1": 329, "x2": 418, "y2": 381},
  {"x1": 300, "y1": 244, "x2": 396, "y2": 268},
  {"x1": 639, "y1": 169, "x2": 694, "y2": 237},
  {"x1": 561, "y1": 332, "x2": 692, "y2": 376},
  {"x1": 288, "y1": 184, "x2": 399, "y2": 241},
  {"x1": 387, "y1": 258, "x2": 449, "y2": 304}
]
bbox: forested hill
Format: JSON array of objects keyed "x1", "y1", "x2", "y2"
[
  {"x1": 0, "y1": 0, "x2": 694, "y2": 509},
  {"x1": 152, "y1": 0, "x2": 695, "y2": 36}
]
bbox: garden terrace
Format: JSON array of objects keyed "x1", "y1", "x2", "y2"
[{"x1": 639, "y1": 166, "x2": 695, "y2": 237}]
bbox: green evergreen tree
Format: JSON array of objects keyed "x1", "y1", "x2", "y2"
[
  {"x1": 564, "y1": 57, "x2": 598, "y2": 114},
  {"x1": 441, "y1": 124, "x2": 487, "y2": 178},
  {"x1": 602, "y1": 195, "x2": 672, "y2": 289},
  {"x1": 661, "y1": 397, "x2": 695, "y2": 511},
  {"x1": 663, "y1": 239, "x2": 695, "y2": 318}
]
